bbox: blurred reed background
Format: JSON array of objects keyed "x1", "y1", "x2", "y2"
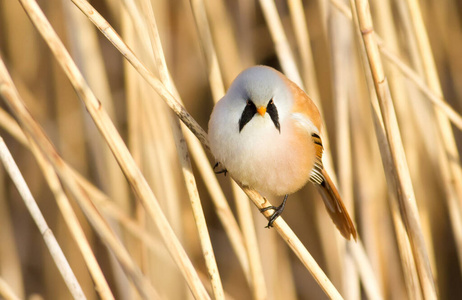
[{"x1": 0, "y1": 0, "x2": 461, "y2": 299}]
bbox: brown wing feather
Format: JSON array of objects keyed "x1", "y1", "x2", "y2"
[
  {"x1": 316, "y1": 169, "x2": 357, "y2": 241},
  {"x1": 310, "y1": 134, "x2": 358, "y2": 241}
]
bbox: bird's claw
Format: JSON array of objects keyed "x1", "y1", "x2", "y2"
[
  {"x1": 260, "y1": 205, "x2": 282, "y2": 228},
  {"x1": 213, "y1": 162, "x2": 228, "y2": 176},
  {"x1": 260, "y1": 195, "x2": 289, "y2": 228}
]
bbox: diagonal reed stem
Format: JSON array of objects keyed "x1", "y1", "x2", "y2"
[
  {"x1": 15, "y1": 0, "x2": 210, "y2": 298},
  {"x1": 352, "y1": 0, "x2": 437, "y2": 298},
  {"x1": 0, "y1": 135, "x2": 85, "y2": 300}
]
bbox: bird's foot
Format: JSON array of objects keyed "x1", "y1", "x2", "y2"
[
  {"x1": 260, "y1": 194, "x2": 289, "y2": 228},
  {"x1": 213, "y1": 162, "x2": 228, "y2": 176}
]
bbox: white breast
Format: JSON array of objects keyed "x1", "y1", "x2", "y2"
[{"x1": 209, "y1": 111, "x2": 315, "y2": 196}]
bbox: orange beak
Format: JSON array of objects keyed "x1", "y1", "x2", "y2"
[{"x1": 257, "y1": 106, "x2": 266, "y2": 116}]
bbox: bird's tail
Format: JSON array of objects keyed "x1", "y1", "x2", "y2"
[{"x1": 315, "y1": 169, "x2": 357, "y2": 241}]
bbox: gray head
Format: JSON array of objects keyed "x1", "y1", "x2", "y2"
[{"x1": 225, "y1": 66, "x2": 294, "y2": 132}]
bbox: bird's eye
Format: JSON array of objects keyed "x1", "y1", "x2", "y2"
[{"x1": 246, "y1": 99, "x2": 252, "y2": 106}]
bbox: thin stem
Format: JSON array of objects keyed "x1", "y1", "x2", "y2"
[
  {"x1": 0, "y1": 137, "x2": 86, "y2": 300},
  {"x1": 352, "y1": 0, "x2": 437, "y2": 298}
]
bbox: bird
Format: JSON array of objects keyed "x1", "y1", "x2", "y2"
[{"x1": 208, "y1": 65, "x2": 357, "y2": 241}]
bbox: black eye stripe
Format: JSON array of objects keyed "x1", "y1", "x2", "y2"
[
  {"x1": 266, "y1": 99, "x2": 280, "y2": 132},
  {"x1": 239, "y1": 100, "x2": 257, "y2": 132},
  {"x1": 238, "y1": 99, "x2": 281, "y2": 133}
]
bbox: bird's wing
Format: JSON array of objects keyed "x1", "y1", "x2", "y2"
[{"x1": 309, "y1": 133, "x2": 358, "y2": 241}]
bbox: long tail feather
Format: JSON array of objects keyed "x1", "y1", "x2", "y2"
[{"x1": 315, "y1": 169, "x2": 357, "y2": 241}]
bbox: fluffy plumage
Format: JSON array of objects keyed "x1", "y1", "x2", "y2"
[{"x1": 208, "y1": 66, "x2": 357, "y2": 240}]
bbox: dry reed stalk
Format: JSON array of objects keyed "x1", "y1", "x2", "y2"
[
  {"x1": 0, "y1": 54, "x2": 159, "y2": 299},
  {"x1": 370, "y1": 80, "x2": 423, "y2": 299},
  {"x1": 95, "y1": 200, "x2": 166, "y2": 258},
  {"x1": 196, "y1": 273, "x2": 238, "y2": 300},
  {"x1": 24, "y1": 130, "x2": 115, "y2": 300},
  {"x1": 119, "y1": 7, "x2": 191, "y2": 297},
  {"x1": 3, "y1": 64, "x2": 119, "y2": 295},
  {"x1": 0, "y1": 136, "x2": 85, "y2": 300},
  {"x1": 61, "y1": 4, "x2": 133, "y2": 297},
  {"x1": 0, "y1": 110, "x2": 27, "y2": 146},
  {"x1": 334, "y1": 0, "x2": 462, "y2": 290},
  {"x1": 0, "y1": 168, "x2": 24, "y2": 299},
  {"x1": 141, "y1": 1, "x2": 223, "y2": 296},
  {"x1": 329, "y1": 7, "x2": 359, "y2": 299},
  {"x1": 0, "y1": 278, "x2": 21, "y2": 300},
  {"x1": 140, "y1": 74, "x2": 184, "y2": 295},
  {"x1": 203, "y1": 0, "x2": 243, "y2": 83},
  {"x1": 389, "y1": 192, "x2": 423, "y2": 300},
  {"x1": 4, "y1": 77, "x2": 117, "y2": 299},
  {"x1": 0, "y1": 123, "x2": 168, "y2": 273},
  {"x1": 236, "y1": 0, "x2": 256, "y2": 66},
  {"x1": 119, "y1": 0, "x2": 154, "y2": 64},
  {"x1": 314, "y1": 201, "x2": 343, "y2": 286},
  {"x1": 81, "y1": 184, "x2": 200, "y2": 281},
  {"x1": 272, "y1": 239, "x2": 298, "y2": 300},
  {"x1": 257, "y1": 0, "x2": 303, "y2": 87},
  {"x1": 140, "y1": 0, "x2": 224, "y2": 297},
  {"x1": 251, "y1": 213, "x2": 277, "y2": 298},
  {"x1": 231, "y1": 183, "x2": 268, "y2": 300},
  {"x1": 70, "y1": 0, "x2": 209, "y2": 149},
  {"x1": 349, "y1": 242, "x2": 383, "y2": 300},
  {"x1": 135, "y1": 0, "x2": 190, "y2": 291},
  {"x1": 62, "y1": 0, "x2": 131, "y2": 215},
  {"x1": 443, "y1": 176, "x2": 462, "y2": 277},
  {"x1": 62, "y1": 1, "x2": 116, "y2": 118},
  {"x1": 350, "y1": 50, "x2": 403, "y2": 296},
  {"x1": 404, "y1": 0, "x2": 462, "y2": 278},
  {"x1": 375, "y1": 0, "x2": 439, "y2": 285},
  {"x1": 378, "y1": 44, "x2": 462, "y2": 131},
  {"x1": 190, "y1": 0, "x2": 226, "y2": 100},
  {"x1": 287, "y1": 0, "x2": 321, "y2": 102},
  {"x1": 78, "y1": 175, "x2": 244, "y2": 300},
  {"x1": 185, "y1": 130, "x2": 252, "y2": 283},
  {"x1": 122, "y1": 19, "x2": 169, "y2": 296},
  {"x1": 188, "y1": 2, "x2": 269, "y2": 297},
  {"x1": 348, "y1": 67, "x2": 382, "y2": 283},
  {"x1": 352, "y1": 1, "x2": 437, "y2": 299},
  {"x1": 4, "y1": 17, "x2": 162, "y2": 300},
  {"x1": 16, "y1": 0, "x2": 210, "y2": 298},
  {"x1": 374, "y1": 1, "x2": 436, "y2": 290},
  {"x1": 330, "y1": 0, "x2": 462, "y2": 130},
  {"x1": 405, "y1": 0, "x2": 462, "y2": 185},
  {"x1": 119, "y1": 17, "x2": 151, "y2": 297},
  {"x1": 346, "y1": 2, "x2": 423, "y2": 298},
  {"x1": 241, "y1": 186, "x2": 343, "y2": 300},
  {"x1": 433, "y1": 1, "x2": 462, "y2": 106}
]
